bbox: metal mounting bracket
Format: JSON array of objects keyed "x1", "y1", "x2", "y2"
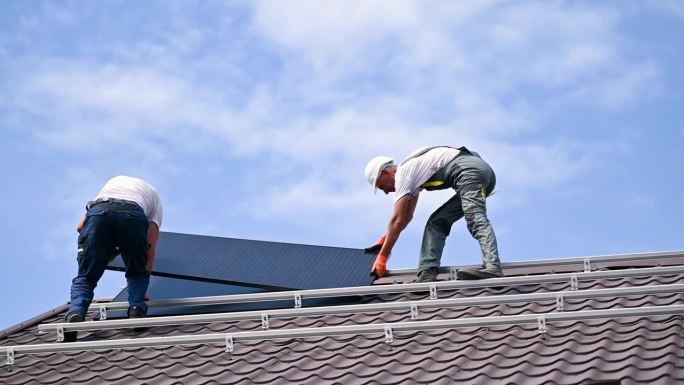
[
  {"x1": 583, "y1": 258, "x2": 592, "y2": 273},
  {"x1": 261, "y1": 314, "x2": 269, "y2": 330},
  {"x1": 56, "y1": 327, "x2": 65, "y2": 342},
  {"x1": 556, "y1": 294, "x2": 564, "y2": 312},
  {"x1": 100, "y1": 305, "x2": 107, "y2": 320},
  {"x1": 384, "y1": 326, "x2": 394, "y2": 346},
  {"x1": 294, "y1": 293, "x2": 302, "y2": 309},
  {"x1": 225, "y1": 335, "x2": 234, "y2": 359},
  {"x1": 6, "y1": 349, "x2": 14, "y2": 372},
  {"x1": 570, "y1": 274, "x2": 579, "y2": 291},
  {"x1": 429, "y1": 284, "x2": 437, "y2": 300},
  {"x1": 537, "y1": 315, "x2": 547, "y2": 335},
  {"x1": 410, "y1": 304, "x2": 419, "y2": 320}
]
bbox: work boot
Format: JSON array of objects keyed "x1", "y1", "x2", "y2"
[
  {"x1": 128, "y1": 306, "x2": 145, "y2": 318},
  {"x1": 456, "y1": 267, "x2": 504, "y2": 280},
  {"x1": 414, "y1": 267, "x2": 439, "y2": 283},
  {"x1": 63, "y1": 312, "x2": 83, "y2": 343},
  {"x1": 128, "y1": 306, "x2": 148, "y2": 333}
]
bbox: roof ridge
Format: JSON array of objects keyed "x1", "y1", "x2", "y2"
[{"x1": 0, "y1": 303, "x2": 69, "y2": 340}]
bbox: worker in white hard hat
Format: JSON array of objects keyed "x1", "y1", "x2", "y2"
[{"x1": 364, "y1": 146, "x2": 503, "y2": 282}]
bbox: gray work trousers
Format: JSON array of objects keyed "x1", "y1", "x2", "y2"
[{"x1": 418, "y1": 154, "x2": 501, "y2": 272}]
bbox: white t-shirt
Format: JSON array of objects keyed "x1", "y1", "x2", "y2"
[
  {"x1": 94, "y1": 175, "x2": 163, "y2": 227},
  {"x1": 394, "y1": 146, "x2": 461, "y2": 202}
]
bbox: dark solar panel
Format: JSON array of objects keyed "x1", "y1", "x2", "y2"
[
  {"x1": 109, "y1": 275, "x2": 362, "y2": 317},
  {"x1": 110, "y1": 275, "x2": 266, "y2": 317},
  {"x1": 107, "y1": 231, "x2": 375, "y2": 290}
]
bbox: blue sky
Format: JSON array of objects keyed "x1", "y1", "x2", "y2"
[{"x1": 0, "y1": 1, "x2": 683, "y2": 330}]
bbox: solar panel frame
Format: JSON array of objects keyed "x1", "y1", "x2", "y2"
[
  {"x1": 107, "y1": 231, "x2": 376, "y2": 290},
  {"x1": 109, "y1": 275, "x2": 363, "y2": 317}
]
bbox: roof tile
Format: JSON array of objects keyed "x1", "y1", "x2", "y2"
[{"x1": 2, "y1": 262, "x2": 684, "y2": 384}]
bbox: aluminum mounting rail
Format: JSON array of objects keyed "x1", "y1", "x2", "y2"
[
  {"x1": 38, "y1": 283, "x2": 684, "y2": 340},
  {"x1": 385, "y1": 250, "x2": 684, "y2": 277},
  {"x1": 87, "y1": 265, "x2": 684, "y2": 315},
  {"x1": 4, "y1": 304, "x2": 684, "y2": 361}
]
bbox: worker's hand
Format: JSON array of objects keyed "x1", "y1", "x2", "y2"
[
  {"x1": 364, "y1": 235, "x2": 386, "y2": 254},
  {"x1": 145, "y1": 244, "x2": 156, "y2": 272},
  {"x1": 370, "y1": 253, "x2": 389, "y2": 279},
  {"x1": 76, "y1": 216, "x2": 86, "y2": 233}
]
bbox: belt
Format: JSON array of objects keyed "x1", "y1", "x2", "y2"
[{"x1": 86, "y1": 198, "x2": 141, "y2": 210}]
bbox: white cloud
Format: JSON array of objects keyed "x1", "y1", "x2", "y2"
[
  {"x1": 596, "y1": 64, "x2": 660, "y2": 108},
  {"x1": 0, "y1": 1, "x2": 662, "y2": 237},
  {"x1": 42, "y1": 219, "x2": 77, "y2": 261},
  {"x1": 251, "y1": 1, "x2": 624, "y2": 90},
  {"x1": 252, "y1": 0, "x2": 420, "y2": 69},
  {"x1": 7, "y1": 62, "x2": 243, "y2": 168}
]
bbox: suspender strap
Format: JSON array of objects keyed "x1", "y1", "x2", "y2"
[
  {"x1": 399, "y1": 146, "x2": 475, "y2": 191},
  {"x1": 399, "y1": 146, "x2": 465, "y2": 166}
]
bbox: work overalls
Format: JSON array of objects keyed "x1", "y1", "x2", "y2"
[{"x1": 404, "y1": 146, "x2": 501, "y2": 273}]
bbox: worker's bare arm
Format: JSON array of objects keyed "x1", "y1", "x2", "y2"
[
  {"x1": 146, "y1": 222, "x2": 160, "y2": 272},
  {"x1": 379, "y1": 194, "x2": 417, "y2": 257},
  {"x1": 76, "y1": 216, "x2": 86, "y2": 233}
]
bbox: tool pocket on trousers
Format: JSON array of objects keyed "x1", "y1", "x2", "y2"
[
  {"x1": 86, "y1": 208, "x2": 109, "y2": 217},
  {"x1": 123, "y1": 211, "x2": 148, "y2": 222},
  {"x1": 80, "y1": 208, "x2": 108, "y2": 232},
  {"x1": 77, "y1": 242, "x2": 88, "y2": 264},
  {"x1": 460, "y1": 186, "x2": 490, "y2": 223}
]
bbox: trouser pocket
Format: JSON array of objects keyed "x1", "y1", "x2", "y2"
[{"x1": 77, "y1": 236, "x2": 88, "y2": 265}]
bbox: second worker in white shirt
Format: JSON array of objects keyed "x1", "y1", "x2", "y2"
[{"x1": 64, "y1": 175, "x2": 163, "y2": 342}]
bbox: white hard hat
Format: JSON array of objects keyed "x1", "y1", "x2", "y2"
[{"x1": 364, "y1": 155, "x2": 394, "y2": 194}]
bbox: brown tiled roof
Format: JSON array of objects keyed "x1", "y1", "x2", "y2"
[{"x1": 1, "y1": 261, "x2": 683, "y2": 384}]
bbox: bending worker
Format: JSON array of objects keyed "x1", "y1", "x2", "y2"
[
  {"x1": 64, "y1": 175, "x2": 163, "y2": 342},
  {"x1": 364, "y1": 146, "x2": 502, "y2": 283}
]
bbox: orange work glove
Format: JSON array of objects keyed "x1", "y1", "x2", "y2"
[
  {"x1": 370, "y1": 253, "x2": 389, "y2": 279},
  {"x1": 364, "y1": 235, "x2": 386, "y2": 254}
]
